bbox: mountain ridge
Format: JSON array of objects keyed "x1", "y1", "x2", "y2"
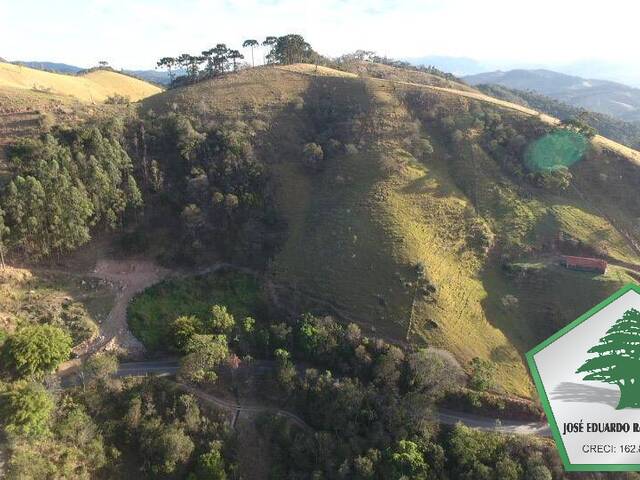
[
  {"x1": 11, "y1": 60, "x2": 178, "y2": 85},
  {"x1": 464, "y1": 68, "x2": 640, "y2": 122},
  {"x1": 0, "y1": 61, "x2": 162, "y2": 102},
  {"x1": 138, "y1": 63, "x2": 640, "y2": 396}
]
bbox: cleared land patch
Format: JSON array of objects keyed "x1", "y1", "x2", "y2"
[
  {"x1": 0, "y1": 266, "x2": 115, "y2": 346},
  {"x1": 128, "y1": 271, "x2": 261, "y2": 352}
]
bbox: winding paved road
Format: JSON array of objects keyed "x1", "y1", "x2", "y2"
[
  {"x1": 84, "y1": 360, "x2": 551, "y2": 437},
  {"x1": 51, "y1": 257, "x2": 549, "y2": 437}
]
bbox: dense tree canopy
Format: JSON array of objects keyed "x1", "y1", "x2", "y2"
[
  {"x1": 157, "y1": 33, "x2": 317, "y2": 87},
  {"x1": 4, "y1": 324, "x2": 72, "y2": 377},
  {"x1": 0, "y1": 381, "x2": 54, "y2": 437},
  {"x1": 1, "y1": 124, "x2": 142, "y2": 258},
  {"x1": 267, "y1": 34, "x2": 315, "y2": 64}
]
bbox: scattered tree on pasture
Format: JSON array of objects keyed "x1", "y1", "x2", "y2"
[{"x1": 242, "y1": 39, "x2": 259, "y2": 67}]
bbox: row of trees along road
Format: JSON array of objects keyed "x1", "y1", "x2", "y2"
[{"x1": 157, "y1": 34, "x2": 316, "y2": 85}]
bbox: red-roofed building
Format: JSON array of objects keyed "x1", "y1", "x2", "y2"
[{"x1": 560, "y1": 255, "x2": 607, "y2": 274}]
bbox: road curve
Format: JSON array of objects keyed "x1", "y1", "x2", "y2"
[
  {"x1": 50, "y1": 257, "x2": 549, "y2": 437},
  {"x1": 98, "y1": 360, "x2": 551, "y2": 437},
  {"x1": 437, "y1": 409, "x2": 550, "y2": 436}
]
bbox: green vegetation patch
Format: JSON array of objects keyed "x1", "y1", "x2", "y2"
[
  {"x1": 524, "y1": 129, "x2": 588, "y2": 171},
  {"x1": 128, "y1": 271, "x2": 261, "y2": 351}
]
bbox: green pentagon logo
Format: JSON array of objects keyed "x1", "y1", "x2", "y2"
[{"x1": 527, "y1": 284, "x2": 640, "y2": 471}]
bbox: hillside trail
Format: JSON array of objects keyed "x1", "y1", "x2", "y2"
[
  {"x1": 57, "y1": 258, "x2": 170, "y2": 374},
  {"x1": 44, "y1": 255, "x2": 547, "y2": 437},
  {"x1": 51, "y1": 255, "x2": 461, "y2": 376},
  {"x1": 381, "y1": 78, "x2": 640, "y2": 164},
  {"x1": 181, "y1": 382, "x2": 549, "y2": 436},
  {"x1": 176, "y1": 382, "x2": 312, "y2": 432}
]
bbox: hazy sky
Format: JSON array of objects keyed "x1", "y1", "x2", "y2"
[{"x1": 1, "y1": 0, "x2": 638, "y2": 70}]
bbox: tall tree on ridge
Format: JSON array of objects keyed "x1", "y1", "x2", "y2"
[
  {"x1": 187, "y1": 55, "x2": 203, "y2": 82},
  {"x1": 176, "y1": 53, "x2": 193, "y2": 80},
  {"x1": 228, "y1": 50, "x2": 244, "y2": 71},
  {"x1": 262, "y1": 36, "x2": 277, "y2": 64},
  {"x1": 156, "y1": 57, "x2": 177, "y2": 83},
  {"x1": 212, "y1": 44, "x2": 229, "y2": 74},
  {"x1": 270, "y1": 35, "x2": 313, "y2": 64},
  {"x1": 242, "y1": 39, "x2": 259, "y2": 67},
  {"x1": 201, "y1": 49, "x2": 215, "y2": 76}
]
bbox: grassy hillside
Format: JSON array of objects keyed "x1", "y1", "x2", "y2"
[
  {"x1": 334, "y1": 61, "x2": 476, "y2": 91},
  {"x1": 477, "y1": 83, "x2": 640, "y2": 150},
  {"x1": 464, "y1": 68, "x2": 640, "y2": 122},
  {"x1": 136, "y1": 63, "x2": 640, "y2": 396},
  {"x1": 0, "y1": 84, "x2": 138, "y2": 186},
  {"x1": 0, "y1": 62, "x2": 161, "y2": 102}
]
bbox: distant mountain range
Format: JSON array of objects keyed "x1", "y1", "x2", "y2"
[
  {"x1": 476, "y1": 83, "x2": 640, "y2": 149},
  {"x1": 123, "y1": 69, "x2": 172, "y2": 85},
  {"x1": 12, "y1": 60, "x2": 172, "y2": 85},
  {"x1": 406, "y1": 56, "x2": 640, "y2": 88},
  {"x1": 404, "y1": 56, "x2": 489, "y2": 76},
  {"x1": 464, "y1": 69, "x2": 640, "y2": 123},
  {"x1": 13, "y1": 61, "x2": 83, "y2": 74}
]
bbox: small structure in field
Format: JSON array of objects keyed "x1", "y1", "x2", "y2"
[{"x1": 560, "y1": 255, "x2": 607, "y2": 274}]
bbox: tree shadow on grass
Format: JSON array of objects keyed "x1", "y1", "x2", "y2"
[{"x1": 550, "y1": 381, "x2": 619, "y2": 408}]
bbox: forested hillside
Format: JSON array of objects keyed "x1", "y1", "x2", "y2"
[
  {"x1": 135, "y1": 60, "x2": 640, "y2": 396},
  {"x1": 477, "y1": 83, "x2": 640, "y2": 149},
  {"x1": 3, "y1": 36, "x2": 640, "y2": 478},
  {"x1": 1, "y1": 121, "x2": 142, "y2": 259}
]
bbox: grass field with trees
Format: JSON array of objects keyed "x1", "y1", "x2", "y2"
[{"x1": 3, "y1": 32, "x2": 640, "y2": 478}]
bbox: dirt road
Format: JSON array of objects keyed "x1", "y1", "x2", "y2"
[
  {"x1": 58, "y1": 259, "x2": 169, "y2": 374},
  {"x1": 54, "y1": 258, "x2": 547, "y2": 436}
]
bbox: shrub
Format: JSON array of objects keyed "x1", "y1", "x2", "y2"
[
  {"x1": 414, "y1": 137, "x2": 434, "y2": 158},
  {"x1": 104, "y1": 94, "x2": 131, "y2": 105},
  {"x1": 468, "y1": 357, "x2": 495, "y2": 391},
  {"x1": 208, "y1": 305, "x2": 235, "y2": 334},
  {"x1": 344, "y1": 143, "x2": 359, "y2": 155},
  {"x1": 302, "y1": 142, "x2": 324, "y2": 171},
  {"x1": 171, "y1": 315, "x2": 203, "y2": 351},
  {"x1": 180, "y1": 334, "x2": 229, "y2": 383},
  {"x1": 528, "y1": 166, "x2": 572, "y2": 191},
  {"x1": 468, "y1": 218, "x2": 495, "y2": 255}
]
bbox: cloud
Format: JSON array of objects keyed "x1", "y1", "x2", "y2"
[{"x1": 0, "y1": 0, "x2": 638, "y2": 70}]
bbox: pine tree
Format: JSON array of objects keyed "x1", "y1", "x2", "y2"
[
  {"x1": 576, "y1": 308, "x2": 640, "y2": 409},
  {"x1": 242, "y1": 39, "x2": 259, "y2": 67}
]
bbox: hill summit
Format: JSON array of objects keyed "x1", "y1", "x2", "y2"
[
  {"x1": 134, "y1": 62, "x2": 640, "y2": 396},
  {"x1": 0, "y1": 62, "x2": 162, "y2": 102}
]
